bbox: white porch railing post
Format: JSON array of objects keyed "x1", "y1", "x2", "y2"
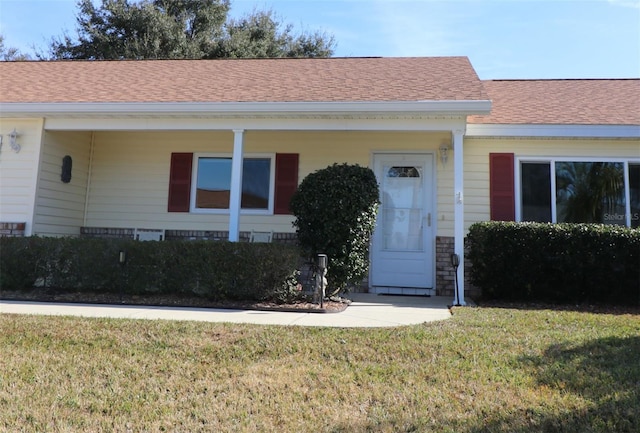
[
  {"x1": 453, "y1": 128, "x2": 466, "y2": 306},
  {"x1": 229, "y1": 129, "x2": 244, "y2": 242}
]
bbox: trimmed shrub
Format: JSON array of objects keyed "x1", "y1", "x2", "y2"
[
  {"x1": 467, "y1": 222, "x2": 640, "y2": 305},
  {"x1": 0, "y1": 237, "x2": 300, "y2": 302},
  {"x1": 0, "y1": 236, "x2": 46, "y2": 289},
  {"x1": 290, "y1": 163, "x2": 379, "y2": 293}
]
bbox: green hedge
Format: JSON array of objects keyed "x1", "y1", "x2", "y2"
[
  {"x1": 467, "y1": 222, "x2": 640, "y2": 305},
  {"x1": 0, "y1": 237, "x2": 301, "y2": 302}
]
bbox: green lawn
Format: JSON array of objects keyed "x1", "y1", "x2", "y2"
[{"x1": 1, "y1": 306, "x2": 639, "y2": 432}]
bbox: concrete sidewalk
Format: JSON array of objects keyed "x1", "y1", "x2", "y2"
[{"x1": 0, "y1": 293, "x2": 453, "y2": 328}]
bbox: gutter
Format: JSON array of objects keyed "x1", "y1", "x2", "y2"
[
  {"x1": 0, "y1": 100, "x2": 492, "y2": 117},
  {"x1": 466, "y1": 123, "x2": 640, "y2": 139}
]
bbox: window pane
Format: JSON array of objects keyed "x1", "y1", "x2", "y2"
[
  {"x1": 242, "y1": 158, "x2": 270, "y2": 209},
  {"x1": 195, "y1": 157, "x2": 271, "y2": 211},
  {"x1": 382, "y1": 164, "x2": 423, "y2": 251},
  {"x1": 555, "y1": 162, "x2": 625, "y2": 225},
  {"x1": 521, "y1": 162, "x2": 551, "y2": 222},
  {"x1": 196, "y1": 158, "x2": 231, "y2": 209},
  {"x1": 630, "y1": 164, "x2": 640, "y2": 228}
]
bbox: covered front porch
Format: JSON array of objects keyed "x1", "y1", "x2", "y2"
[{"x1": 24, "y1": 108, "x2": 478, "y2": 303}]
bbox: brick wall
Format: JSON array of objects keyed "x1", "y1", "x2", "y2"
[
  {"x1": 80, "y1": 227, "x2": 297, "y2": 244},
  {"x1": 80, "y1": 227, "x2": 135, "y2": 239},
  {"x1": 435, "y1": 236, "x2": 455, "y2": 297},
  {"x1": 165, "y1": 230, "x2": 297, "y2": 244},
  {"x1": 435, "y1": 235, "x2": 480, "y2": 300},
  {"x1": 0, "y1": 222, "x2": 26, "y2": 237}
]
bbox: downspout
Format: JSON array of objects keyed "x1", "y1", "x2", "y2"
[{"x1": 83, "y1": 131, "x2": 95, "y2": 227}]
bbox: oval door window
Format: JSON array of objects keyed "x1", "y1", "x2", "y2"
[
  {"x1": 61, "y1": 155, "x2": 72, "y2": 183},
  {"x1": 387, "y1": 166, "x2": 420, "y2": 178}
]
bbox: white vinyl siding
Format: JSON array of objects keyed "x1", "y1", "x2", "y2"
[
  {"x1": 32, "y1": 131, "x2": 92, "y2": 236},
  {"x1": 82, "y1": 130, "x2": 452, "y2": 235},
  {"x1": 0, "y1": 118, "x2": 45, "y2": 235},
  {"x1": 463, "y1": 137, "x2": 640, "y2": 232}
]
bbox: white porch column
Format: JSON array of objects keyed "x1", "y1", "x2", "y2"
[
  {"x1": 453, "y1": 128, "x2": 466, "y2": 306},
  {"x1": 228, "y1": 129, "x2": 244, "y2": 242}
]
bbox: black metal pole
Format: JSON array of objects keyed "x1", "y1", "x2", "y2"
[
  {"x1": 317, "y1": 254, "x2": 328, "y2": 309},
  {"x1": 451, "y1": 253, "x2": 461, "y2": 306},
  {"x1": 119, "y1": 250, "x2": 126, "y2": 304}
]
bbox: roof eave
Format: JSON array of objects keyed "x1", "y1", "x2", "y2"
[
  {"x1": 0, "y1": 100, "x2": 492, "y2": 117},
  {"x1": 466, "y1": 123, "x2": 640, "y2": 138}
]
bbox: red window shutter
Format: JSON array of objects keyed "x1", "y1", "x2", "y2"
[
  {"x1": 489, "y1": 153, "x2": 515, "y2": 221},
  {"x1": 274, "y1": 153, "x2": 299, "y2": 215},
  {"x1": 168, "y1": 153, "x2": 193, "y2": 212}
]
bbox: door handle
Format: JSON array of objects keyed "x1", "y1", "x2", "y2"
[{"x1": 421, "y1": 213, "x2": 431, "y2": 229}]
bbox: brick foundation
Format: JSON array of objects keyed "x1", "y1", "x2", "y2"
[
  {"x1": 80, "y1": 227, "x2": 135, "y2": 239},
  {"x1": 435, "y1": 236, "x2": 455, "y2": 297},
  {"x1": 0, "y1": 222, "x2": 26, "y2": 237},
  {"x1": 435, "y1": 235, "x2": 480, "y2": 300},
  {"x1": 80, "y1": 227, "x2": 298, "y2": 244},
  {"x1": 165, "y1": 229, "x2": 297, "y2": 244}
]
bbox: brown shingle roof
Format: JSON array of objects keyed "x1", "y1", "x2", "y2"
[
  {"x1": 0, "y1": 57, "x2": 487, "y2": 104},
  {"x1": 468, "y1": 79, "x2": 640, "y2": 125}
]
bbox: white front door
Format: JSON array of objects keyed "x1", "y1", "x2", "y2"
[{"x1": 371, "y1": 154, "x2": 434, "y2": 294}]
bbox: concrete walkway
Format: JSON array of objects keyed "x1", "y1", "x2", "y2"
[{"x1": 0, "y1": 293, "x2": 454, "y2": 328}]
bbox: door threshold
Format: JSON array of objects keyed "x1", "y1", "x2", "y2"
[
  {"x1": 378, "y1": 293, "x2": 431, "y2": 298},
  {"x1": 370, "y1": 287, "x2": 434, "y2": 296}
]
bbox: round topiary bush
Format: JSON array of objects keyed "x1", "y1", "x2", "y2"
[{"x1": 290, "y1": 163, "x2": 380, "y2": 294}]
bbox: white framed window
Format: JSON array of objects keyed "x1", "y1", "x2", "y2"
[
  {"x1": 190, "y1": 153, "x2": 276, "y2": 214},
  {"x1": 516, "y1": 157, "x2": 640, "y2": 228}
]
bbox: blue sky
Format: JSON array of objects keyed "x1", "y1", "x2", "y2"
[{"x1": 1, "y1": 0, "x2": 638, "y2": 79}]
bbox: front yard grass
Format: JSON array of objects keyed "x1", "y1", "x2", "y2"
[{"x1": 1, "y1": 306, "x2": 639, "y2": 432}]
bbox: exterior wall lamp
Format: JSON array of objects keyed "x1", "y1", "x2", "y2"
[
  {"x1": 439, "y1": 143, "x2": 450, "y2": 167},
  {"x1": 8, "y1": 129, "x2": 21, "y2": 153}
]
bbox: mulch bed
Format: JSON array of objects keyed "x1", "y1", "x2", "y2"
[{"x1": 0, "y1": 289, "x2": 351, "y2": 313}]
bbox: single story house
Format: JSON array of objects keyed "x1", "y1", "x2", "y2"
[{"x1": 1, "y1": 57, "x2": 638, "y2": 304}]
